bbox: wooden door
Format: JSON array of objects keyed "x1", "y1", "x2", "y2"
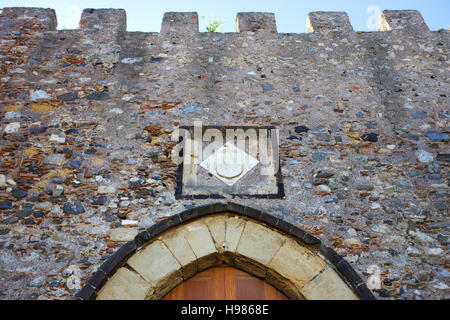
[{"x1": 162, "y1": 266, "x2": 288, "y2": 300}]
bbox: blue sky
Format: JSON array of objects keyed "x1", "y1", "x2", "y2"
[{"x1": 1, "y1": 0, "x2": 449, "y2": 32}]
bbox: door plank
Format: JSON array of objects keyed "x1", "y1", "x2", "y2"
[{"x1": 162, "y1": 266, "x2": 288, "y2": 300}]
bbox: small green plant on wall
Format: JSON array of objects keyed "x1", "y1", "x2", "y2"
[{"x1": 203, "y1": 15, "x2": 225, "y2": 32}]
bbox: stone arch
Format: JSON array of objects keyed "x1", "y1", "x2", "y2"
[{"x1": 76, "y1": 202, "x2": 375, "y2": 300}]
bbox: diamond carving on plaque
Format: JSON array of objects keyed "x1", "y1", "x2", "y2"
[
  {"x1": 174, "y1": 124, "x2": 284, "y2": 199},
  {"x1": 199, "y1": 142, "x2": 259, "y2": 186}
]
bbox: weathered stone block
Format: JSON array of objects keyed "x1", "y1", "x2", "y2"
[
  {"x1": 181, "y1": 220, "x2": 218, "y2": 271},
  {"x1": 1, "y1": 7, "x2": 57, "y2": 30},
  {"x1": 268, "y1": 238, "x2": 326, "y2": 290},
  {"x1": 203, "y1": 215, "x2": 226, "y2": 252},
  {"x1": 300, "y1": 268, "x2": 358, "y2": 300},
  {"x1": 161, "y1": 12, "x2": 198, "y2": 34},
  {"x1": 306, "y1": 12, "x2": 353, "y2": 33},
  {"x1": 96, "y1": 267, "x2": 153, "y2": 300},
  {"x1": 378, "y1": 10, "x2": 430, "y2": 33},
  {"x1": 80, "y1": 8, "x2": 126, "y2": 33},
  {"x1": 108, "y1": 227, "x2": 138, "y2": 242},
  {"x1": 236, "y1": 12, "x2": 277, "y2": 33},
  {"x1": 236, "y1": 221, "x2": 285, "y2": 265},
  {"x1": 127, "y1": 240, "x2": 183, "y2": 294},
  {"x1": 224, "y1": 216, "x2": 247, "y2": 251},
  {"x1": 159, "y1": 227, "x2": 197, "y2": 279}
]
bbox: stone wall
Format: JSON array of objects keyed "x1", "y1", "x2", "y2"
[{"x1": 0, "y1": 8, "x2": 448, "y2": 300}]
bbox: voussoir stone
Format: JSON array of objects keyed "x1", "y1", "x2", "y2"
[
  {"x1": 159, "y1": 227, "x2": 197, "y2": 279},
  {"x1": 268, "y1": 238, "x2": 326, "y2": 291},
  {"x1": 181, "y1": 220, "x2": 218, "y2": 271},
  {"x1": 127, "y1": 240, "x2": 182, "y2": 297},
  {"x1": 300, "y1": 268, "x2": 358, "y2": 300},
  {"x1": 236, "y1": 221, "x2": 286, "y2": 265},
  {"x1": 96, "y1": 267, "x2": 153, "y2": 300},
  {"x1": 224, "y1": 216, "x2": 247, "y2": 253},
  {"x1": 202, "y1": 215, "x2": 226, "y2": 252}
]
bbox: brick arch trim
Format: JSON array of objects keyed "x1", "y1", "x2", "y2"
[{"x1": 76, "y1": 202, "x2": 375, "y2": 300}]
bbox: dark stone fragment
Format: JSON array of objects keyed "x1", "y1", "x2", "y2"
[
  {"x1": 57, "y1": 92, "x2": 78, "y2": 101},
  {"x1": 129, "y1": 182, "x2": 140, "y2": 190},
  {"x1": 378, "y1": 289, "x2": 391, "y2": 297},
  {"x1": 434, "y1": 202, "x2": 448, "y2": 210},
  {"x1": 135, "y1": 189, "x2": 150, "y2": 198},
  {"x1": 411, "y1": 110, "x2": 427, "y2": 119},
  {"x1": 15, "y1": 209, "x2": 32, "y2": 218},
  {"x1": 317, "y1": 133, "x2": 331, "y2": 142},
  {"x1": 292, "y1": 86, "x2": 300, "y2": 92},
  {"x1": 294, "y1": 126, "x2": 309, "y2": 134},
  {"x1": 117, "y1": 213, "x2": 127, "y2": 220},
  {"x1": 436, "y1": 154, "x2": 450, "y2": 162},
  {"x1": 26, "y1": 196, "x2": 42, "y2": 202},
  {"x1": 425, "y1": 131, "x2": 449, "y2": 142},
  {"x1": 357, "y1": 184, "x2": 374, "y2": 191},
  {"x1": 400, "y1": 133, "x2": 419, "y2": 141},
  {"x1": 32, "y1": 211, "x2": 45, "y2": 218},
  {"x1": 2, "y1": 217, "x2": 18, "y2": 224},
  {"x1": 64, "y1": 128, "x2": 79, "y2": 135},
  {"x1": 261, "y1": 84, "x2": 273, "y2": 91},
  {"x1": 315, "y1": 171, "x2": 334, "y2": 178},
  {"x1": 149, "y1": 57, "x2": 164, "y2": 63},
  {"x1": 28, "y1": 59, "x2": 42, "y2": 66},
  {"x1": 287, "y1": 135, "x2": 302, "y2": 141},
  {"x1": 11, "y1": 188, "x2": 27, "y2": 200},
  {"x1": 0, "y1": 201, "x2": 12, "y2": 209},
  {"x1": 69, "y1": 160, "x2": 82, "y2": 168},
  {"x1": 85, "y1": 148, "x2": 96, "y2": 155},
  {"x1": 361, "y1": 133, "x2": 378, "y2": 142},
  {"x1": 22, "y1": 218, "x2": 35, "y2": 225},
  {"x1": 66, "y1": 49, "x2": 82, "y2": 54},
  {"x1": 96, "y1": 195, "x2": 107, "y2": 205},
  {"x1": 29, "y1": 126, "x2": 48, "y2": 134},
  {"x1": 312, "y1": 151, "x2": 326, "y2": 162},
  {"x1": 8, "y1": 135, "x2": 27, "y2": 142},
  {"x1": 388, "y1": 249, "x2": 399, "y2": 256},
  {"x1": 86, "y1": 90, "x2": 109, "y2": 100},
  {"x1": 0, "y1": 229, "x2": 10, "y2": 235},
  {"x1": 63, "y1": 201, "x2": 85, "y2": 215},
  {"x1": 51, "y1": 178, "x2": 63, "y2": 184}
]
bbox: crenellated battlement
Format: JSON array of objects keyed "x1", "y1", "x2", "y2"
[
  {"x1": 378, "y1": 10, "x2": 430, "y2": 34},
  {"x1": 79, "y1": 8, "x2": 126, "y2": 34},
  {"x1": 0, "y1": 7, "x2": 444, "y2": 36}
]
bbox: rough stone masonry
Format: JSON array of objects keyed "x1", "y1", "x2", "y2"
[{"x1": 0, "y1": 7, "x2": 448, "y2": 300}]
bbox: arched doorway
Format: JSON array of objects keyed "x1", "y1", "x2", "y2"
[
  {"x1": 77, "y1": 202, "x2": 375, "y2": 300},
  {"x1": 162, "y1": 265, "x2": 288, "y2": 300}
]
